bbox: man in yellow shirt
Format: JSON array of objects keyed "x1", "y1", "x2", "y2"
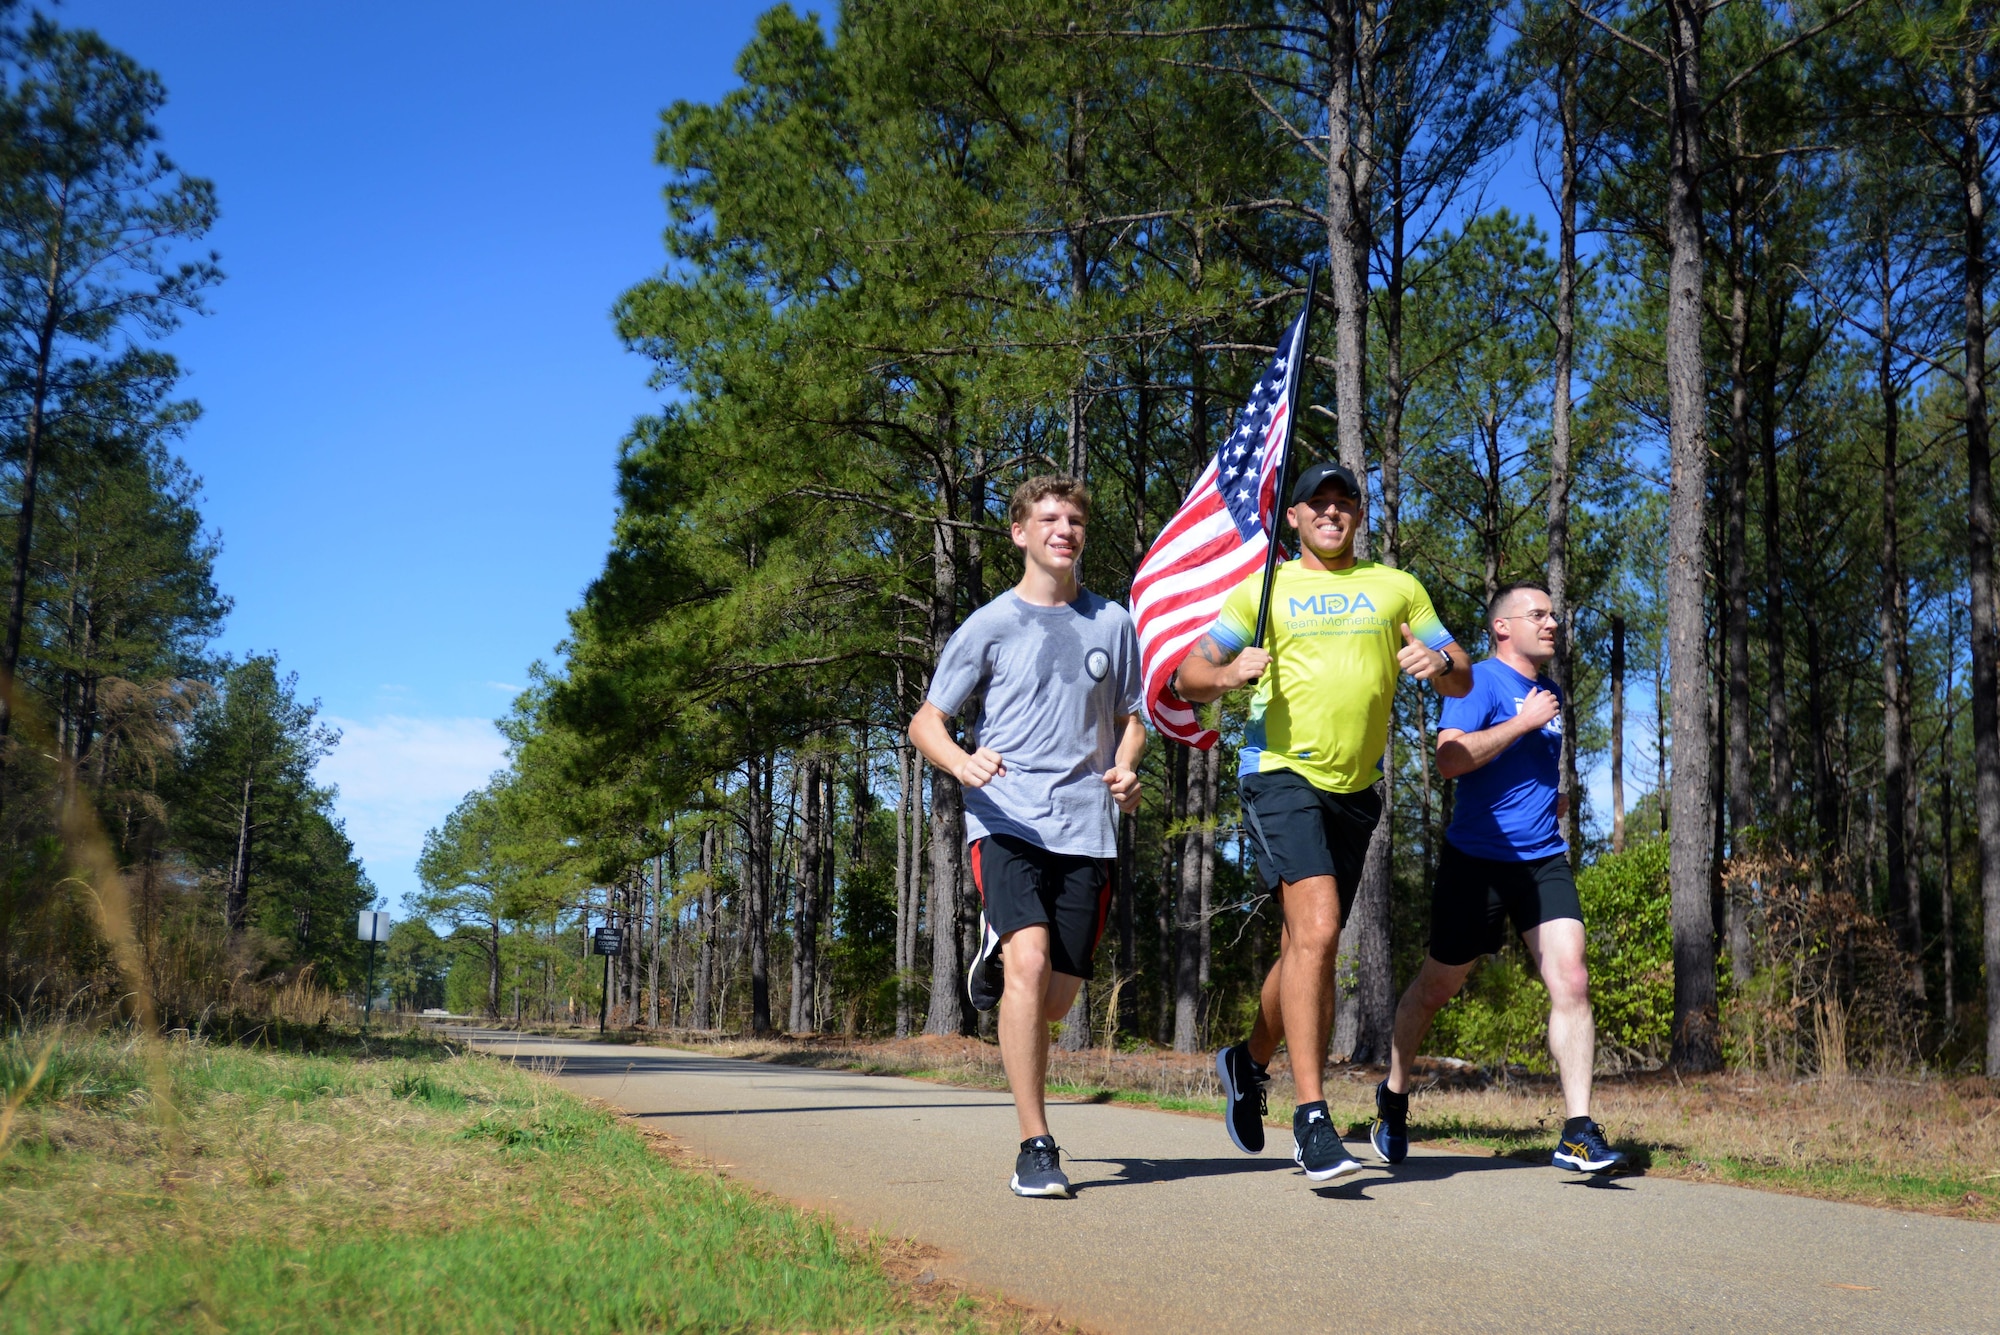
[{"x1": 1174, "y1": 460, "x2": 1470, "y2": 1183}]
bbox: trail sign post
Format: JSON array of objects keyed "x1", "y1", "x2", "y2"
[
  {"x1": 356, "y1": 911, "x2": 392, "y2": 1030},
  {"x1": 593, "y1": 927, "x2": 623, "y2": 1034}
]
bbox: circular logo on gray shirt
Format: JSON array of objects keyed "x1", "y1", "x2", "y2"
[{"x1": 1085, "y1": 648, "x2": 1111, "y2": 682}]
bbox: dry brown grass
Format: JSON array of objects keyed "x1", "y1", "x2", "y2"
[{"x1": 637, "y1": 1029, "x2": 2000, "y2": 1222}]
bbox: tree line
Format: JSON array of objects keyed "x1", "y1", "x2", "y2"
[
  {"x1": 395, "y1": 1, "x2": 1987, "y2": 1076},
  {"x1": 0, "y1": 12, "x2": 373, "y2": 1021},
  {"x1": 419, "y1": 0, "x2": 2000, "y2": 1076}
]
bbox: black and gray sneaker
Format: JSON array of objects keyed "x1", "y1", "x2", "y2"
[
  {"x1": 1292, "y1": 1101, "x2": 1363, "y2": 1183},
  {"x1": 967, "y1": 911, "x2": 1004, "y2": 1012},
  {"x1": 1010, "y1": 1135, "x2": 1072, "y2": 1198},
  {"x1": 1553, "y1": 1117, "x2": 1628, "y2": 1174},
  {"x1": 1370, "y1": 1079, "x2": 1408, "y2": 1165},
  {"x1": 1216, "y1": 1043, "x2": 1269, "y2": 1154}
]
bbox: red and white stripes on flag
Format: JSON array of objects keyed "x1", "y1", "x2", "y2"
[{"x1": 1129, "y1": 306, "x2": 1310, "y2": 748}]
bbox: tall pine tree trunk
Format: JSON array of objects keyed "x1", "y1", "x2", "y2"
[
  {"x1": 488, "y1": 912, "x2": 502, "y2": 1019},
  {"x1": 1759, "y1": 297, "x2": 1793, "y2": 832},
  {"x1": 1115, "y1": 809, "x2": 1135, "y2": 1033},
  {"x1": 1323, "y1": 0, "x2": 1394, "y2": 1057},
  {"x1": 1172, "y1": 744, "x2": 1211, "y2": 1052},
  {"x1": 924, "y1": 483, "x2": 969, "y2": 1035},
  {"x1": 925, "y1": 766, "x2": 967, "y2": 1036},
  {"x1": 748, "y1": 749, "x2": 774, "y2": 1036},
  {"x1": 1611, "y1": 616, "x2": 1627, "y2": 852},
  {"x1": 1954, "y1": 62, "x2": 2000, "y2": 1075},
  {"x1": 795, "y1": 752, "x2": 823, "y2": 1034},
  {"x1": 893, "y1": 718, "x2": 913, "y2": 1038},
  {"x1": 694, "y1": 825, "x2": 715, "y2": 1030},
  {"x1": 1159, "y1": 742, "x2": 1186, "y2": 1043},
  {"x1": 1877, "y1": 240, "x2": 1921, "y2": 988},
  {"x1": 649, "y1": 854, "x2": 664, "y2": 1028},
  {"x1": 1549, "y1": 34, "x2": 1583, "y2": 862},
  {"x1": 0, "y1": 385, "x2": 52, "y2": 741},
  {"x1": 1722, "y1": 104, "x2": 1756, "y2": 984},
  {"x1": 226, "y1": 772, "x2": 253, "y2": 934},
  {"x1": 1663, "y1": 0, "x2": 1720, "y2": 1070}
]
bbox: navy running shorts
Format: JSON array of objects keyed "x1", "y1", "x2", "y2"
[
  {"x1": 969, "y1": 833, "x2": 1114, "y2": 979},
  {"x1": 1427, "y1": 842, "x2": 1583, "y2": 966}
]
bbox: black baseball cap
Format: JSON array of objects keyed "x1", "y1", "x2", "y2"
[{"x1": 1289, "y1": 460, "x2": 1361, "y2": 506}]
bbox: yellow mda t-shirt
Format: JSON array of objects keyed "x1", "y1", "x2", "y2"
[{"x1": 1208, "y1": 560, "x2": 1454, "y2": 794}]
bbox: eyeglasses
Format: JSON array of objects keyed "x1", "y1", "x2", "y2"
[{"x1": 1500, "y1": 610, "x2": 1557, "y2": 624}]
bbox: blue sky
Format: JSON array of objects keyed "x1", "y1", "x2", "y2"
[{"x1": 61, "y1": 1, "x2": 771, "y2": 908}]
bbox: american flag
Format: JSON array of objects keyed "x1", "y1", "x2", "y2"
[{"x1": 1130, "y1": 305, "x2": 1310, "y2": 749}]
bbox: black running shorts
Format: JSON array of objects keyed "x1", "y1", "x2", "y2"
[
  {"x1": 1427, "y1": 842, "x2": 1583, "y2": 966},
  {"x1": 1239, "y1": 769, "x2": 1383, "y2": 921},
  {"x1": 969, "y1": 833, "x2": 1114, "y2": 979}
]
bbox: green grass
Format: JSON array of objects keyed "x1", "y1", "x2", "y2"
[
  {"x1": 1632, "y1": 1147, "x2": 2000, "y2": 1215},
  {"x1": 0, "y1": 1030, "x2": 993, "y2": 1333}
]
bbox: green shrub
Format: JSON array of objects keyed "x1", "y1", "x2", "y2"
[{"x1": 1576, "y1": 836, "x2": 1672, "y2": 1064}]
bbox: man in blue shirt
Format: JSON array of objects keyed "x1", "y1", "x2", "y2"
[{"x1": 1370, "y1": 581, "x2": 1627, "y2": 1174}]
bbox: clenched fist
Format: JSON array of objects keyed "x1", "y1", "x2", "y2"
[
  {"x1": 1102, "y1": 765, "x2": 1142, "y2": 814},
  {"x1": 955, "y1": 746, "x2": 1006, "y2": 789},
  {"x1": 1517, "y1": 687, "x2": 1560, "y2": 731}
]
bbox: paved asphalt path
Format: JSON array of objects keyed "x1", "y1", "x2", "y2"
[{"x1": 453, "y1": 1029, "x2": 1998, "y2": 1334}]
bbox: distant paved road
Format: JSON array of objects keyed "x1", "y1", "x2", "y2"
[{"x1": 454, "y1": 1030, "x2": 1998, "y2": 1334}]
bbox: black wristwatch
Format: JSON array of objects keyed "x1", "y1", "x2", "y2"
[{"x1": 1437, "y1": 646, "x2": 1456, "y2": 676}]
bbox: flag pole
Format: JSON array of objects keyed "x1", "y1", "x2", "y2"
[{"x1": 1251, "y1": 262, "x2": 1320, "y2": 649}]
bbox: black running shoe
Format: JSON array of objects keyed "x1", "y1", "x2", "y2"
[
  {"x1": 967, "y1": 911, "x2": 1004, "y2": 1012},
  {"x1": 1370, "y1": 1080, "x2": 1408, "y2": 1165},
  {"x1": 1553, "y1": 1118, "x2": 1628, "y2": 1174},
  {"x1": 1010, "y1": 1135, "x2": 1072, "y2": 1198},
  {"x1": 1292, "y1": 1102, "x2": 1363, "y2": 1183},
  {"x1": 1216, "y1": 1043, "x2": 1268, "y2": 1154}
]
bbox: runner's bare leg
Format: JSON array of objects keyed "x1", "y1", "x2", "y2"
[
  {"x1": 998, "y1": 924, "x2": 1084, "y2": 1140},
  {"x1": 1248, "y1": 928, "x2": 1286, "y2": 1063},
  {"x1": 1522, "y1": 917, "x2": 1593, "y2": 1118},
  {"x1": 1385, "y1": 955, "x2": 1478, "y2": 1095},
  {"x1": 1243, "y1": 876, "x2": 1342, "y2": 1106}
]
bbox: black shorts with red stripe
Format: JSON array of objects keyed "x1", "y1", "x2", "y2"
[{"x1": 969, "y1": 833, "x2": 1114, "y2": 979}]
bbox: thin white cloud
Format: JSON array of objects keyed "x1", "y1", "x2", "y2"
[
  {"x1": 486, "y1": 681, "x2": 523, "y2": 693},
  {"x1": 317, "y1": 715, "x2": 508, "y2": 900}
]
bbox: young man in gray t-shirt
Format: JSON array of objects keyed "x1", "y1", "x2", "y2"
[{"x1": 910, "y1": 474, "x2": 1146, "y2": 1198}]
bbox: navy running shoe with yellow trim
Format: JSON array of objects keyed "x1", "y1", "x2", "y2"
[
  {"x1": 1553, "y1": 1118, "x2": 1628, "y2": 1174},
  {"x1": 1292, "y1": 1102, "x2": 1363, "y2": 1183},
  {"x1": 1216, "y1": 1043, "x2": 1268, "y2": 1154},
  {"x1": 967, "y1": 911, "x2": 1004, "y2": 1012},
  {"x1": 1370, "y1": 1079, "x2": 1408, "y2": 1165},
  {"x1": 1011, "y1": 1135, "x2": 1072, "y2": 1197}
]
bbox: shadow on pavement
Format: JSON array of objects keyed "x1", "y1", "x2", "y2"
[
  {"x1": 1065, "y1": 1156, "x2": 1290, "y2": 1191},
  {"x1": 475, "y1": 1047, "x2": 882, "y2": 1081},
  {"x1": 1304, "y1": 1151, "x2": 1540, "y2": 1199},
  {"x1": 1559, "y1": 1173, "x2": 1643, "y2": 1190},
  {"x1": 627, "y1": 1100, "x2": 1016, "y2": 1119}
]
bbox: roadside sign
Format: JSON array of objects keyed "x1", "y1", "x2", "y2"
[
  {"x1": 356, "y1": 911, "x2": 391, "y2": 1031},
  {"x1": 592, "y1": 927, "x2": 624, "y2": 956}
]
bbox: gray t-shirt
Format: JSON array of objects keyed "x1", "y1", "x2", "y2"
[{"x1": 926, "y1": 588, "x2": 1145, "y2": 858}]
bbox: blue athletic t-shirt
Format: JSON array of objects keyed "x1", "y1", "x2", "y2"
[{"x1": 1440, "y1": 658, "x2": 1567, "y2": 861}]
